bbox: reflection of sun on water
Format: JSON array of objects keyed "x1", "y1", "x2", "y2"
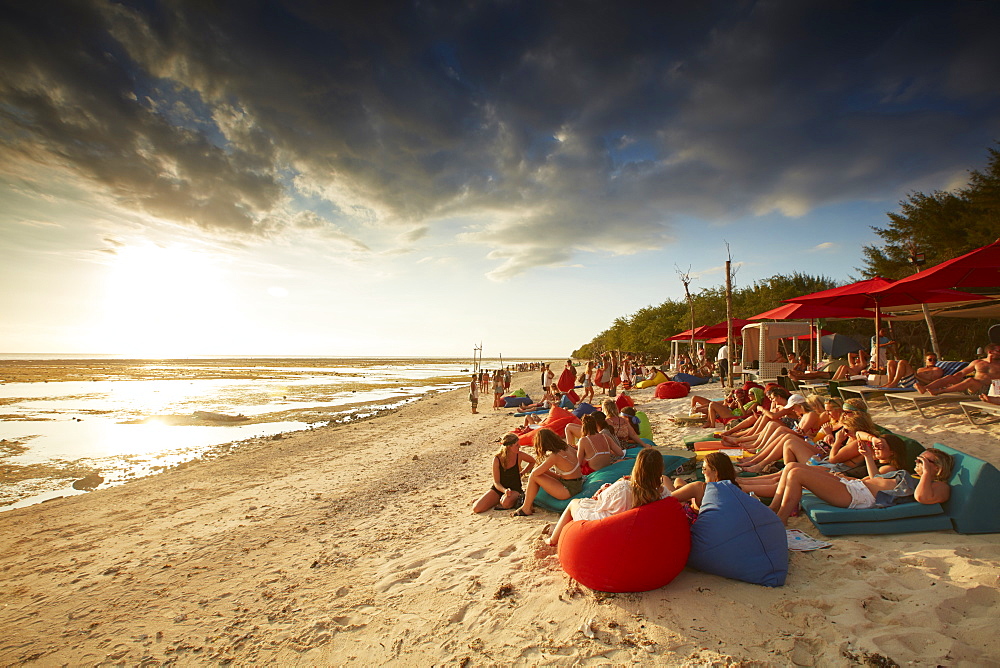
[{"x1": 100, "y1": 243, "x2": 228, "y2": 357}]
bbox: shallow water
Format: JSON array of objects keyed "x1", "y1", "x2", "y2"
[{"x1": 0, "y1": 357, "x2": 510, "y2": 509}]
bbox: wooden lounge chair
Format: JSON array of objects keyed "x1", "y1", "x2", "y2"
[
  {"x1": 960, "y1": 401, "x2": 1000, "y2": 425},
  {"x1": 884, "y1": 391, "x2": 970, "y2": 418}
]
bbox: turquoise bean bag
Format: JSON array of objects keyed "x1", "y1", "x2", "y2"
[{"x1": 534, "y1": 449, "x2": 688, "y2": 512}]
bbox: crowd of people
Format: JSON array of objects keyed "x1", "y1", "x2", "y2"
[{"x1": 470, "y1": 339, "x2": 1000, "y2": 537}]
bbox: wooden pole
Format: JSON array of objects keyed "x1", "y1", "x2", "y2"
[{"x1": 725, "y1": 256, "x2": 734, "y2": 389}]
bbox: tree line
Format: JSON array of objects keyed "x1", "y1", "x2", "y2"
[{"x1": 573, "y1": 146, "x2": 1000, "y2": 363}]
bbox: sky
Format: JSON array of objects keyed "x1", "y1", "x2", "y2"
[{"x1": 2, "y1": 1, "x2": 1000, "y2": 358}]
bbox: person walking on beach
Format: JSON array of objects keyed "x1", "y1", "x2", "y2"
[{"x1": 469, "y1": 374, "x2": 480, "y2": 414}]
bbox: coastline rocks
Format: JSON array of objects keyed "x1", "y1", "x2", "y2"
[{"x1": 72, "y1": 472, "x2": 104, "y2": 490}]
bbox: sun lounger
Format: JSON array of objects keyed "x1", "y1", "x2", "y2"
[
  {"x1": 959, "y1": 401, "x2": 1000, "y2": 425},
  {"x1": 884, "y1": 391, "x2": 970, "y2": 418},
  {"x1": 838, "y1": 384, "x2": 915, "y2": 409}
]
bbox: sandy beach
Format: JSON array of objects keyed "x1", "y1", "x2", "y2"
[{"x1": 1, "y1": 371, "x2": 998, "y2": 666}]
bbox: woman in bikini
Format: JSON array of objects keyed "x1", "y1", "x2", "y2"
[
  {"x1": 602, "y1": 399, "x2": 646, "y2": 447},
  {"x1": 764, "y1": 443, "x2": 951, "y2": 524},
  {"x1": 545, "y1": 448, "x2": 669, "y2": 546},
  {"x1": 511, "y1": 428, "x2": 583, "y2": 517},
  {"x1": 472, "y1": 434, "x2": 536, "y2": 513},
  {"x1": 735, "y1": 395, "x2": 825, "y2": 472},
  {"x1": 576, "y1": 414, "x2": 624, "y2": 474}
]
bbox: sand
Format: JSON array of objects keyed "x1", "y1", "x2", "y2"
[{"x1": 1, "y1": 372, "x2": 998, "y2": 666}]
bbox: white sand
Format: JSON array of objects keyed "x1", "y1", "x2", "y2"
[{"x1": 1, "y1": 373, "x2": 997, "y2": 665}]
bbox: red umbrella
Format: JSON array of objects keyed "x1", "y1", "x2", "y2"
[
  {"x1": 873, "y1": 238, "x2": 1000, "y2": 293},
  {"x1": 748, "y1": 303, "x2": 882, "y2": 320},
  {"x1": 784, "y1": 277, "x2": 987, "y2": 365}
]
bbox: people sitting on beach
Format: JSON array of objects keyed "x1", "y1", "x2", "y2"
[
  {"x1": 544, "y1": 448, "x2": 668, "y2": 546},
  {"x1": 511, "y1": 429, "x2": 582, "y2": 517},
  {"x1": 472, "y1": 434, "x2": 536, "y2": 513},
  {"x1": 575, "y1": 414, "x2": 625, "y2": 475},
  {"x1": 917, "y1": 344, "x2": 1000, "y2": 395},
  {"x1": 830, "y1": 350, "x2": 868, "y2": 380},
  {"x1": 730, "y1": 394, "x2": 826, "y2": 472},
  {"x1": 714, "y1": 386, "x2": 795, "y2": 444},
  {"x1": 738, "y1": 431, "x2": 912, "y2": 500},
  {"x1": 765, "y1": 444, "x2": 951, "y2": 524},
  {"x1": 603, "y1": 399, "x2": 647, "y2": 447},
  {"x1": 690, "y1": 388, "x2": 762, "y2": 429},
  {"x1": 787, "y1": 354, "x2": 843, "y2": 382},
  {"x1": 880, "y1": 352, "x2": 945, "y2": 388},
  {"x1": 668, "y1": 452, "x2": 741, "y2": 519}
]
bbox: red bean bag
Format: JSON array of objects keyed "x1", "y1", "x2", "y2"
[
  {"x1": 615, "y1": 394, "x2": 635, "y2": 410},
  {"x1": 595, "y1": 367, "x2": 613, "y2": 389},
  {"x1": 558, "y1": 497, "x2": 691, "y2": 592},
  {"x1": 655, "y1": 381, "x2": 690, "y2": 399},
  {"x1": 515, "y1": 407, "x2": 581, "y2": 445},
  {"x1": 557, "y1": 367, "x2": 576, "y2": 392}
]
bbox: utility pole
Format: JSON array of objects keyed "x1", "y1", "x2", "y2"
[
  {"x1": 677, "y1": 266, "x2": 696, "y2": 369},
  {"x1": 725, "y1": 247, "x2": 734, "y2": 389},
  {"x1": 473, "y1": 343, "x2": 482, "y2": 374}
]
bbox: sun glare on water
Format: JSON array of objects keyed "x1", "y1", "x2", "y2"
[{"x1": 98, "y1": 243, "x2": 230, "y2": 357}]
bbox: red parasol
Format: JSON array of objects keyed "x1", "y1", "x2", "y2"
[{"x1": 872, "y1": 238, "x2": 1000, "y2": 293}]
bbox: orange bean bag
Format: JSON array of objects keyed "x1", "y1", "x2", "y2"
[
  {"x1": 655, "y1": 381, "x2": 690, "y2": 399},
  {"x1": 558, "y1": 497, "x2": 691, "y2": 592},
  {"x1": 515, "y1": 406, "x2": 581, "y2": 445}
]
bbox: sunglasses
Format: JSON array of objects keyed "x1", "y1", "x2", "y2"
[{"x1": 915, "y1": 457, "x2": 938, "y2": 466}]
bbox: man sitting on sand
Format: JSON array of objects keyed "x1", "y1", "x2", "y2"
[
  {"x1": 917, "y1": 344, "x2": 1000, "y2": 395},
  {"x1": 880, "y1": 352, "x2": 945, "y2": 388}
]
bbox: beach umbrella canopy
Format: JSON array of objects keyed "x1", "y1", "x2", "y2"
[
  {"x1": 748, "y1": 303, "x2": 881, "y2": 320},
  {"x1": 783, "y1": 277, "x2": 987, "y2": 309},
  {"x1": 821, "y1": 333, "x2": 863, "y2": 357},
  {"x1": 873, "y1": 238, "x2": 1000, "y2": 294}
]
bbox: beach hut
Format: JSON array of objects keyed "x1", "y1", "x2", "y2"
[{"x1": 740, "y1": 321, "x2": 813, "y2": 381}]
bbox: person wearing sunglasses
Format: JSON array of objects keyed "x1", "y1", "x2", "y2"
[{"x1": 763, "y1": 441, "x2": 952, "y2": 524}]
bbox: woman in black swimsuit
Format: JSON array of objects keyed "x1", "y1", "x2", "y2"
[{"x1": 472, "y1": 434, "x2": 536, "y2": 513}]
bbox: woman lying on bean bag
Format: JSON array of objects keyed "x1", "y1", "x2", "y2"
[
  {"x1": 765, "y1": 443, "x2": 952, "y2": 524},
  {"x1": 545, "y1": 448, "x2": 668, "y2": 546}
]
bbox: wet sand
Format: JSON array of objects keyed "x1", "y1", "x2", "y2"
[{"x1": 0, "y1": 372, "x2": 997, "y2": 665}]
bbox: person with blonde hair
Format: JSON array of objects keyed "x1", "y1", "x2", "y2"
[{"x1": 545, "y1": 449, "x2": 668, "y2": 546}]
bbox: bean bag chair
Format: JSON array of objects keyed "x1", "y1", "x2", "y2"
[
  {"x1": 504, "y1": 396, "x2": 532, "y2": 408},
  {"x1": 557, "y1": 367, "x2": 576, "y2": 392},
  {"x1": 515, "y1": 407, "x2": 581, "y2": 445},
  {"x1": 673, "y1": 373, "x2": 709, "y2": 386},
  {"x1": 634, "y1": 411, "x2": 654, "y2": 440},
  {"x1": 512, "y1": 388, "x2": 527, "y2": 397},
  {"x1": 615, "y1": 394, "x2": 635, "y2": 410},
  {"x1": 655, "y1": 381, "x2": 690, "y2": 399},
  {"x1": 688, "y1": 481, "x2": 788, "y2": 587},
  {"x1": 635, "y1": 371, "x2": 668, "y2": 389},
  {"x1": 595, "y1": 367, "x2": 613, "y2": 389},
  {"x1": 572, "y1": 402, "x2": 597, "y2": 418},
  {"x1": 558, "y1": 497, "x2": 691, "y2": 592}
]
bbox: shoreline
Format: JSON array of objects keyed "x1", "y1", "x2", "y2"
[{"x1": 1, "y1": 373, "x2": 997, "y2": 665}]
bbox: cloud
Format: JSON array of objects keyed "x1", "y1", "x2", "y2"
[
  {"x1": 2, "y1": 1, "x2": 999, "y2": 277},
  {"x1": 811, "y1": 242, "x2": 837, "y2": 252}
]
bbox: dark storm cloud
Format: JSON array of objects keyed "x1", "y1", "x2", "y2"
[{"x1": 2, "y1": 0, "x2": 999, "y2": 276}]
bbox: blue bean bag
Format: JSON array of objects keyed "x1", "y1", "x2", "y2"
[
  {"x1": 673, "y1": 373, "x2": 710, "y2": 386},
  {"x1": 572, "y1": 402, "x2": 597, "y2": 418},
  {"x1": 504, "y1": 396, "x2": 532, "y2": 408},
  {"x1": 534, "y1": 449, "x2": 686, "y2": 512},
  {"x1": 688, "y1": 481, "x2": 788, "y2": 587}
]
